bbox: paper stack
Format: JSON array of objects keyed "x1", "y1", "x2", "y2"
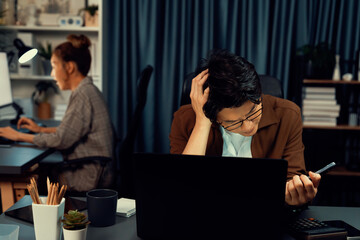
[
  {"x1": 0, "y1": 105, "x2": 17, "y2": 120},
  {"x1": 302, "y1": 87, "x2": 340, "y2": 126},
  {"x1": 116, "y1": 198, "x2": 136, "y2": 217},
  {"x1": 54, "y1": 104, "x2": 67, "y2": 121}
]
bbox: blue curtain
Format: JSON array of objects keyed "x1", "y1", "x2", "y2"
[{"x1": 103, "y1": 0, "x2": 360, "y2": 153}]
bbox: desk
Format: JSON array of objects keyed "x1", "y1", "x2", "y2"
[
  {"x1": 0, "y1": 143, "x2": 54, "y2": 174},
  {"x1": 1, "y1": 196, "x2": 360, "y2": 240},
  {"x1": 0, "y1": 196, "x2": 139, "y2": 240},
  {"x1": 0, "y1": 119, "x2": 60, "y2": 211}
]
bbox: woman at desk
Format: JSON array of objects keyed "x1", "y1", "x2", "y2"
[
  {"x1": 169, "y1": 49, "x2": 321, "y2": 206},
  {"x1": 0, "y1": 35, "x2": 114, "y2": 192}
]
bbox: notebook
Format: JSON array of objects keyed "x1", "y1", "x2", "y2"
[
  {"x1": 116, "y1": 198, "x2": 136, "y2": 217},
  {"x1": 133, "y1": 153, "x2": 288, "y2": 240}
]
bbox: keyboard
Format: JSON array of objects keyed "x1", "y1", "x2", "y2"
[
  {"x1": 16, "y1": 127, "x2": 32, "y2": 134},
  {"x1": 0, "y1": 137, "x2": 14, "y2": 145}
]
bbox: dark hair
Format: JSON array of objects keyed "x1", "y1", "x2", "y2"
[
  {"x1": 196, "y1": 49, "x2": 262, "y2": 123},
  {"x1": 53, "y1": 34, "x2": 91, "y2": 76}
]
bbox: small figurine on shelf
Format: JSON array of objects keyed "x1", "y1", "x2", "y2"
[
  {"x1": 26, "y1": 4, "x2": 38, "y2": 26},
  {"x1": 0, "y1": 0, "x2": 7, "y2": 25},
  {"x1": 332, "y1": 54, "x2": 341, "y2": 81},
  {"x1": 81, "y1": 5, "x2": 98, "y2": 27}
]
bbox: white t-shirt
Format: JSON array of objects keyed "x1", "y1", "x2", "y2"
[{"x1": 220, "y1": 126, "x2": 252, "y2": 158}]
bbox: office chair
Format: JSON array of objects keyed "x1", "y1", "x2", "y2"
[
  {"x1": 117, "y1": 65, "x2": 153, "y2": 198},
  {"x1": 258, "y1": 74, "x2": 283, "y2": 98},
  {"x1": 180, "y1": 73, "x2": 283, "y2": 106}
]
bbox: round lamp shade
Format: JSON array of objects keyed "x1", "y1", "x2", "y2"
[
  {"x1": 18, "y1": 48, "x2": 38, "y2": 64},
  {"x1": 13, "y1": 38, "x2": 38, "y2": 63}
]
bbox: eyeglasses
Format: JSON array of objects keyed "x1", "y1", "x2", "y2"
[{"x1": 220, "y1": 105, "x2": 263, "y2": 131}]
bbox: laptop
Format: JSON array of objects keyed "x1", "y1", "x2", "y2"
[{"x1": 133, "y1": 153, "x2": 288, "y2": 239}]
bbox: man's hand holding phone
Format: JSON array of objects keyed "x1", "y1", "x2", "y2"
[
  {"x1": 285, "y1": 171, "x2": 321, "y2": 206},
  {"x1": 285, "y1": 162, "x2": 335, "y2": 206}
]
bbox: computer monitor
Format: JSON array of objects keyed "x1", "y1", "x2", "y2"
[
  {"x1": 0, "y1": 52, "x2": 13, "y2": 108},
  {"x1": 0, "y1": 52, "x2": 23, "y2": 123}
]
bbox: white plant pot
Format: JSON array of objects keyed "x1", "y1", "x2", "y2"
[{"x1": 63, "y1": 227, "x2": 88, "y2": 240}]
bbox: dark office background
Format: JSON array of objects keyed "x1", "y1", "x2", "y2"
[{"x1": 102, "y1": 0, "x2": 360, "y2": 154}]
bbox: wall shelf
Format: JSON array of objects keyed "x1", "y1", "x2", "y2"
[
  {"x1": 327, "y1": 166, "x2": 360, "y2": 177},
  {"x1": 303, "y1": 125, "x2": 360, "y2": 130},
  {"x1": 10, "y1": 74, "x2": 100, "y2": 82},
  {"x1": 304, "y1": 79, "x2": 360, "y2": 84},
  {"x1": 0, "y1": 25, "x2": 99, "y2": 32},
  {"x1": 10, "y1": 74, "x2": 53, "y2": 81}
]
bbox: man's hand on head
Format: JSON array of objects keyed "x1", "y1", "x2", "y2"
[{"x1": 190, "y1": 69, "x2": 211, "y2": 125}]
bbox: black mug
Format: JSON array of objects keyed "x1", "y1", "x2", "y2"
[{"x1": 86, "y1": 189, "x2": 118, "y2": 227}]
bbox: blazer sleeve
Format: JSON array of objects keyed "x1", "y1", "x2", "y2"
[
  {"x1": 283, "y1": 107, "x2": 307, "y2": 179},
  {"x1": 169, "y1": 105, "x2": 196, "y2": 154},
  {"x1": 33, "y1": 92, "x2": 92, "y2": 149}
]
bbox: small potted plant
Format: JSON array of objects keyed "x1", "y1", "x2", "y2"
[
  {"x1": 81, "y1": 4, "x2": 99, "y2": 27},
  {"x1": 32, "y1": 81, "x2": 58, "y2": 119},
  {"x1": 61, "y1": 210, "x2": 90, "y2": 240},
  {"x1": 38, "y1": 42, "x2": 52, "y2": 75},
  {"x1": 296, "y1": 42, "x2": 335, "y2": 79},
  {"x1": 0, "y1": 0, "x2": 7, "y2": 25}
]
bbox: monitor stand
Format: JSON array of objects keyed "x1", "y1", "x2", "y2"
[{"x1": 9, "y1": 102, "x2": 24, "y2": 125}]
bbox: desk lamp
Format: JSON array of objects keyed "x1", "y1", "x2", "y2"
[
  {"x1": 4, "y1": 38, "x2": 38, "y2": 124},
  {"x1": 13, "y1": 38, "x2": 38, "y2": 63}
]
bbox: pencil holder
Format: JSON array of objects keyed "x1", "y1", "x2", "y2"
[{"x1": 32, "y1": 197, "x2": 65, "y2": 240}]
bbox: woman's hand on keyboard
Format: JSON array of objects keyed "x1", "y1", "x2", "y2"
[
  {"x1": 17, "y1": 117, "x2": 41, "y2": 133},
  {"x1": 0, "y1": 126, "x2": 21, "y2": 141}
]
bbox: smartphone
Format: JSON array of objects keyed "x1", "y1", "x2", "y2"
[
  {"x1": 308, "y1": 162, "x2": 336, "y2": 181},
  {"x1": 314, "y1": 162, "x2": 336, "y2": 175}
]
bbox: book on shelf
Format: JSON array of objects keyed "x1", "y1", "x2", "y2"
[
  {"x1": 303, "y1": 93, "x2": 336, "y2": 100},
  {"x1": 303, "y1": 87, "x2": 336, "y2": 94},
  {"x1": 302, "y1": 104, "x2": 341, "y2": 112},
  {"x1": 303, "y1": 121, "x2": 337, "y2": 127},
  {"x1": 54, "y1": 104, "x2": 67, "y2": 121},
  {"x1": 302, "y1": 99, "x2": 337, "y2": 105},
  {"x1": 89, "y1": 41, "x2": 99, "y2": 77},
  {"x1": 302, "y1": 110, "x2": 339, "y2": 118},
  {"x1": 303, "y1": 116, "x2": 337, "y2": 121},
  {"x1": 0, "y1": 105, "x2": 17, "y2": 120},
  {"x1": 303, "y1": 116, "x2": 337, "y2": 126}
]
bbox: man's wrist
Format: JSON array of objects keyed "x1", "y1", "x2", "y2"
[{"x1": 195, "y1": 117, "x2": 212, "y2": 128}]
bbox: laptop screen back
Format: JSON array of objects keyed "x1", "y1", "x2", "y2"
[{"x1": 133, "y1": 153, "x2": 288, "y2": 239}]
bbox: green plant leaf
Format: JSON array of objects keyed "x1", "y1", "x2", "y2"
[{"x1": 62, "y1": 209, "x2": 90, "y2": 230}]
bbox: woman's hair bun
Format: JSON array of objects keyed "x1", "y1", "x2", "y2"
[{"x1": 67, "y1": 34, "x2": 91, "y2": 49}]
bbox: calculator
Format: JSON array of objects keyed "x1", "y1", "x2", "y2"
[{"x1": 287, "y1": 218, "x2": 347, "y2": 240}]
